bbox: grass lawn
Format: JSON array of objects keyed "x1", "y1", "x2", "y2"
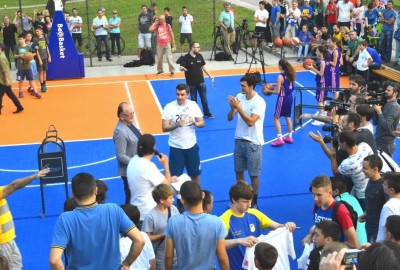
[{"x1": 1, "y1": 0, "x2": 257, "y2": 57}]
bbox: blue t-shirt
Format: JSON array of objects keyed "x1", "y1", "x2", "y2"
[
  {"x1": 300, "y1": 6, "x2": 314, "y2": 20},
  {"x1": 109, "y1": 17, "x2": 121, "y2": 33},
  {"x1": 165, "y1": 212, "x2": 226, "y2": 270},
  {"x1": 220, "y1": 209, "x2": 272, "y2": 270},
  {"x1": 299, "y1": 31, "x2": 312, "y2": 42},
  {"x1": 271, "y1": 5, "x2": 281, "y2": 24},
  {"x1": 364, "y1": 9, "x2": 379, "y2": 25},
  {"x1": 367, "y1": 47, "x2": 382, "y2": 64},
  {"x1": 382, "y1": 9, "x2": 397, "y2": 31},
  {"x1": 51, "y1": 203, "x2": 135, "y2": 270}
]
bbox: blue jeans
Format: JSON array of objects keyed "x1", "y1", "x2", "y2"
[
  {"x1": 380, "y1": 30, "x2": 393, "y2": 61},
  {"x1": 96, "y1": 34, "x2": 111, "y2": 59},
  {"x1": 395, "y1": 39, "x2": 400, "y2": 64},
  {"x1": 298, "y1": 44, "x2": 309, "y2": 59},
  {"x1": 189, "y1": 83, "x2": 211, "y2": 115}
]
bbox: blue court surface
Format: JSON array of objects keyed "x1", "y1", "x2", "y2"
[{"x1": 1, "y1": 70, "x2": 398, "y2": 269}]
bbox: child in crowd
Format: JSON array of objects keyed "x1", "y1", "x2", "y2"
[
  {"x1": 327, "y1": 37, "x2": 342, "y2": 99},
  {"x1": 14, "y1": 33, "x2": 41, "y2": 99},
  {"x1": 202, "y1": 190, "x2": 214, "y2": 214},
  {"x1": 305, "y1": 46, "x2": 332, "y2": 126},
  {"x1": 95, "y1": 179, "x2": 108, "y2": 204},
  {"x1": 142, "y1": 184, "x2": 180, "y2": 270},
  {"x1": 354, "y1": 40, "x2": 372, "y2": 81},
  {"x1": 254, "y1": 242, "x2": 278, "y2": 270},
  {"x1": 307, "y1": 221, "x2": 341, "y2": 270},
  {"x1": 262, "y1": 59, "x2": 296, "y2": 146},
  {"x1": 33, "y1": 26, "x2": 51, "y2": 93},
  {"x1": 119, "y1": 204, "x2": 156, "y2": 270},
  {"x1": 297, "y1": 24, "x2": 312, "y2": 62},
  {"x1": 326, "y1": 0, "x2": 337, "y2": 35}
]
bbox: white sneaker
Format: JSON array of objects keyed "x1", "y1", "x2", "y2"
[{"x1": 311, "y1": 120, "x2": 325, "y2": 126}]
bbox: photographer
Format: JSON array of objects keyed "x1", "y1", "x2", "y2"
[{"x1": 372, "y1": 81, "x2": 400, "y2": 157}]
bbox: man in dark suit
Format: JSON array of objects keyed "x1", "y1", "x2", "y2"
[{"x1": 113, "y1": 102, "x2": 141, "y2": 204}]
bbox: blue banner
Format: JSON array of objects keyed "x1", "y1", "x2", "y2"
[{"x1": 47, "y1": 10, "x2": 85, "y2": 80}]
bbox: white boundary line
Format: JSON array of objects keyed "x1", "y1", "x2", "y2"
[{"x1": 3, "y1": 72, "x2": 318, "y2": 183}]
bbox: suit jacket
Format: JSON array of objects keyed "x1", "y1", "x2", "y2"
[{"x1": 112, "y1": 120, "x2": 140, "y2": 177}]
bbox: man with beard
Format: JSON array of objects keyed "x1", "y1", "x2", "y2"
[
  {"x1": 372, "y1": 81, "x2": 400, "y2": 157},
  {"x1": 179, "y1": 42, "x2": 214, "y2": 119}
]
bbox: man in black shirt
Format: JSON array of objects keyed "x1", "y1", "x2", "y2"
[
  {"x1": 0, "y1": 16, "x2": 17, "y2": 68},
  {"x1": 361, "y1": 154, "x2": 387, "y2": 243},
  {"x1": 263, "y1": 0, "x2": 273, "y2": 47},
  {"x1": 179, "y1": 42, "x2": 214, "y2": 118}
]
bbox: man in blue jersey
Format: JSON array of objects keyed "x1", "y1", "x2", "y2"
[
  {"x1": 220, "y1": 181, "x2": 296, "y2": 269},
  {"x1": 49, "y1": 172, "x2": 145, "y2": 269},
  {"x1": 366, "y1": 44, "x2": 382, "y2": 70}
]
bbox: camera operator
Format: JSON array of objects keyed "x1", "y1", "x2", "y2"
[
  {"x1": 371, "y1": 81, "x2": 400, "y2": 157},
  {"x1": 253, "y1": 1, "x2": 268, "y2": 49}
]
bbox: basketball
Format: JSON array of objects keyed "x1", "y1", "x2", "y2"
[
  {"x1": 23, "y1": 52, "x2": 34, "y2": 63},
  {"x1": 291, "y1": 37, "x2": 300, "y2": 45},
  {"x1": 282, "y1": 37, "x2": 292, "y2": 46},
  {"x1": 274, "y1": 38, "x2": 283, "y2": 47},
  {"x1": 262, "y1": 84, "x2": 274, "y2": 96},
  {"x1": 303, "y1": 58, "x2": 315, "y2": 69}
]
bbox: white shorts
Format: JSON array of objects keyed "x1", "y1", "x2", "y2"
[{"x1": 138, "y1": 33, "x2": 152, "y2": 48}]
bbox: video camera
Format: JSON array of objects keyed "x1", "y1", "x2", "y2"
[
  {"x1": 322, "y1": 123, "x2": 339, "y2": 148},
  {"x1": 324, "y1": 97, "x2": 350, "y2": 116},
  {"x1": 365, "y1": 80, "x2": 387, "y2": 106}
]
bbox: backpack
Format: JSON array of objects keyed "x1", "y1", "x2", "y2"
[
  {"x1": 140, "y1": 49, "x2": 155, "y2": 66},
  {"x1": 332, "y1": 201, "x2": 358, "y2": 230},
  {"x1": 123, "y1": 60, "x2": 141, "y2": 67},
  {"x1": 215, "y1": 52, "x2": 231, "y2": 61},
  {"x1": 313, "y1": 201, "x2": 358, "y2": 230}
]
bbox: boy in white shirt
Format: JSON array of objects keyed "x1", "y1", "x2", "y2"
[{"x1": 354, "y1": 41, "x2": 372, "y2": 82}]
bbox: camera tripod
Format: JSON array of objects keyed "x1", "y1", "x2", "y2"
[{"x1": 247, "y1": 38, "x2": 267, "y2": 84}]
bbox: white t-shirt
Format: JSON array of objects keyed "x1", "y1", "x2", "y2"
[
  {"x1": 69, "y1": 15, "x2": 82, "y2": 33},
  {"x1": 338, "y1": 142, "x2": 374, "y2": 199},
  {"x1": 179, "y1": 14, "x2": 193, "y2": 33},
  {"x1": 127, "y1": 156, "x2": 165, "y2": 220},
  {"x1": 93, "y1": 16, "x2": 108, "y2": 36},
  {"x1": 337, "y1": 1, "x2": 353, "y2": 22},
  {"x1": 120, "y1": 231, "x2": 155, "y2": 270},
  {"x1": 242, "y1": 228, "x2": 296, "y2": 270},
  {"x1": 357, "y1": 49, "x2": 371, "y2": 71},
  {"x1": 254, "y1": 9, "x2": 269, "y2": 28},
  {"x1": 352, "y1": 6, "x2": 365, "y2": 21},
  {"x1": 376, "y1": 198, "x2": 400, "y2": 242},
  {"x1": 234, "y1": 93, "x2": 266, "y2": 145},
  {"x1": 162, "y1": 100, "x2": 203, "y2": 149}
]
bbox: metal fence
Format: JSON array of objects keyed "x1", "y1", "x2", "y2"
[{"x1": 1, "y1": 0, "x2": 219, "y2": 67}]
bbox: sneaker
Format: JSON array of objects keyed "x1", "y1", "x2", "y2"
[
  {"x1": 157, "y1": 71, "x2": 163, "y2": 75},
  {"x1": 271, "y1": 138, "x2": 285, "y2": 147},
  {"x1": 170, "y1": 72, "x2": 174, "y2": 76},
  {"x1": 118, "y1": 55, "x2": 122, "y2": 58},
  {"x1": 41, "y1": 85, "x2": 47, "y2": 93},
  {"x1": 13, "y1": 108, "x2": 24, "y2": 114},
  {"x1": 204, "y1": 113, "x2": 214, "y2": 119},
  {"x1": 19, "y1": 92, "x2": 24, "y2": 98},
  {"x1": 34, "y1": 92, "x2": 42, "y2": 99},
  {"x1": 311, "y1": 120, "x2": 324, "y2": 126},
  {"x1": 283, "y1": 136, "x2": 294, "y2": 144},
  {"x1": 98, "y1": 58, "x2": 102, "y2": 61},
  {"x1": 297, "y1": 58, "x2": 301, "y2": 63},
  {"x1": 106, "y1": 58, "x2": 113, "y2": 62},
  {"x1": 27, "y1": 87, "x2": 35, "y2": 95}
]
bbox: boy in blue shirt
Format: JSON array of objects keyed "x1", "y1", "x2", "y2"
[{"x1": 297, "y1": 24, "x2": 312, "y2": 62}]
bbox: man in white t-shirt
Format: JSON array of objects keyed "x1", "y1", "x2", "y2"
[
  {"x1": 253, "y1": 1, "x2": 269, "y2": 48},
  {"x1": 376, "y1": 172, "x2": 400, "y2": 242},
  {"x1": 69, "y1": 8, "x2": 83, "y2": 53},
  {"x1": 178, "y1": 6, "x2": 193, "y2": 54},
  {"x1": 161, "y1": 83, "x2": 204, "y2": 186},
  {"x1": 285, "y1": 1, "x2": 301, "y2": 38},
  {"x1": 331, "y1": 130, "x2": 374, "y2": 210},
  {"x1": 353, "y1": 40, "x2": 372, "y2": 82},
  {"x1": 91, "y1": 9, "x2": 112, "y2": 61},
  {"x1": 337, "y1": 0, "x2": 353, "y2": 28},
  {"x1": 227, "y1": 74, "x2": 266, "y2": 209}
]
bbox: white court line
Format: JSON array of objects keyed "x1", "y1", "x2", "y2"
[
  {"x1": 147, "y1": 81, "x2": 164, "y2": 115},
  {"x1": 124, "y1": 81, "x2": 141, "y2": 130},
  {"x1": 6, "y1": 72, "x2": 317, "y2": 184}
]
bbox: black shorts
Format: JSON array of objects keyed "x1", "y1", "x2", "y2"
[
  {"x1": 36, "y1": 58, "x2": 48, "y2": 72},
  {"x1": 180, "y1": 33, "x2": 193, "y2": 45},
  {"x1": 72, "y1": 33, "x2": 83, "y2": 46}
]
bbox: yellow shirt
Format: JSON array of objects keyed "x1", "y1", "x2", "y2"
[{"x1": 0, "y1": 187, "x2": 16, "y2": 244}]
